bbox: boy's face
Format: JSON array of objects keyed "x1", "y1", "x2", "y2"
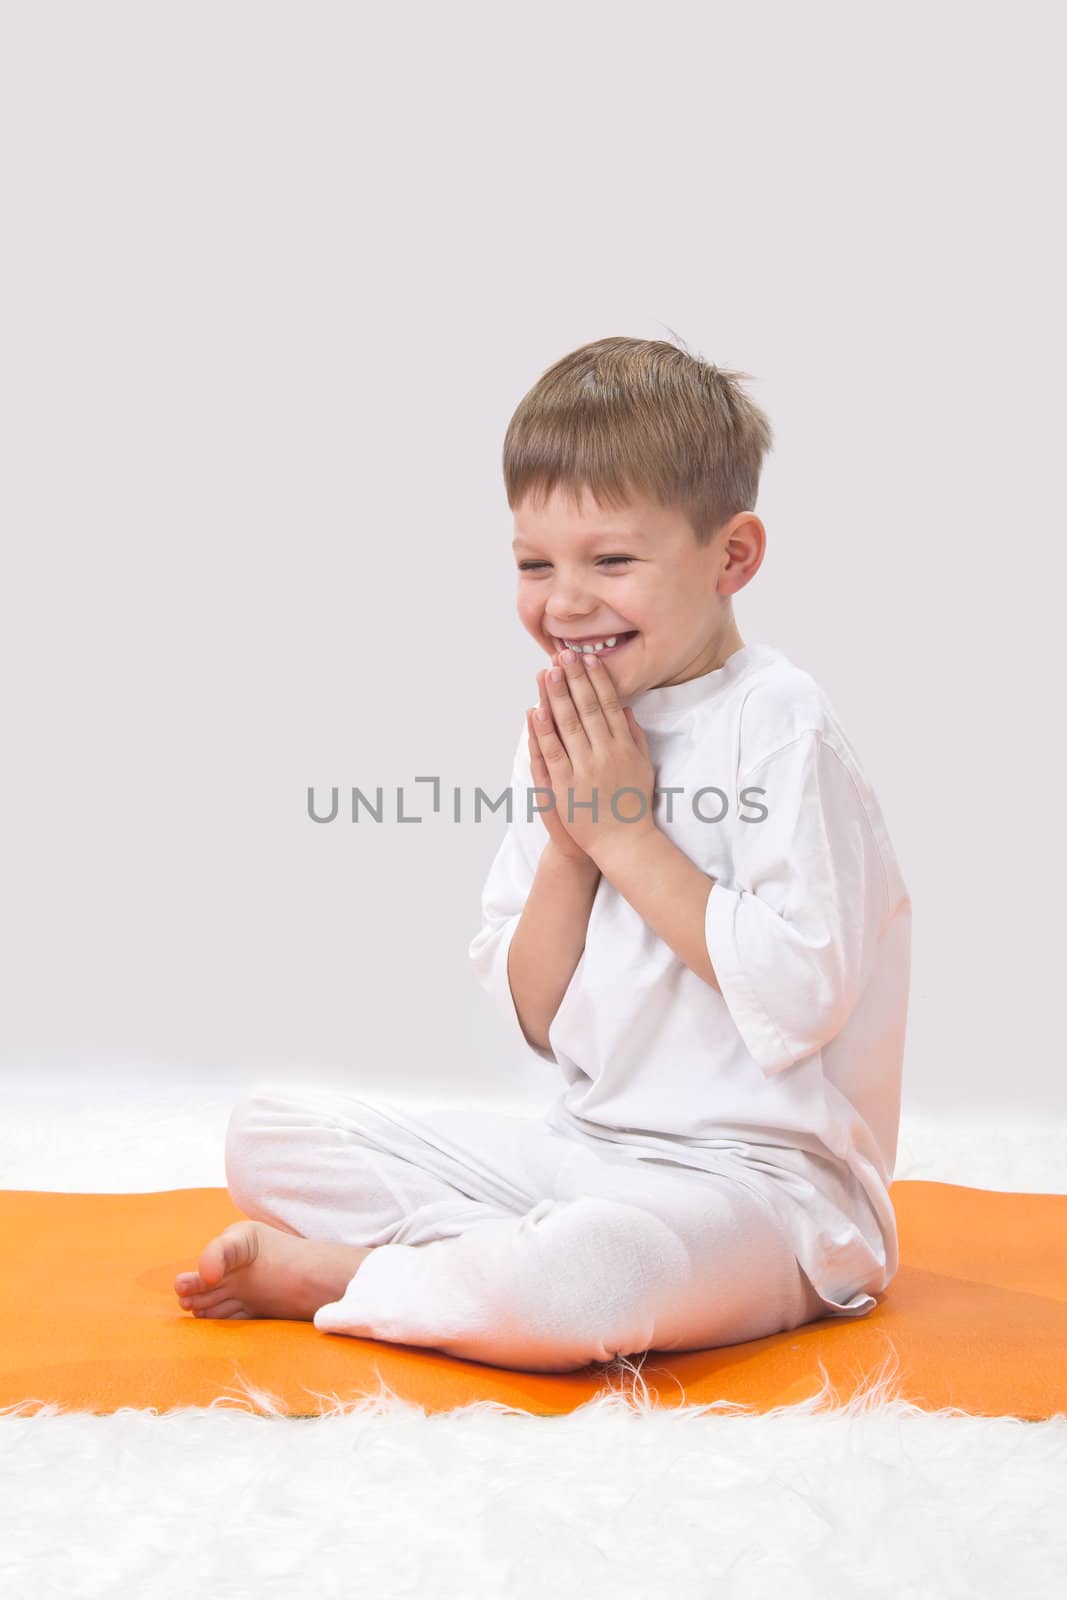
[{"x1": 512, "y1": 485, "x2": 752, "y2": 695}]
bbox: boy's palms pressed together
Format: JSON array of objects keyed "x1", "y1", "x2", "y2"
[
  {"x1": 528, "y1": 645, "x2": 725, "y2": 994},
  {"x1": 527, "y1": 647, "x2": 658, "y2": 863}
]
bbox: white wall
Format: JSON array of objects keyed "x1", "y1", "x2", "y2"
[{"x1": 1, "y1": 1, "x2": 1063, "y2": 1119}]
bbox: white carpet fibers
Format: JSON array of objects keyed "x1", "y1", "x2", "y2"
[{"x1": 1, "y1": 1087, "x2": 1065, "y2": 1598}]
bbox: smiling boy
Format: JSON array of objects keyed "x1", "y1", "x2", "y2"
[
  {"x1": 476, "y1": 336, "x2": 912, "y2": 1329},
  {"x1": 176, "y1": 336, "x2": 911, "y2": 1372}
]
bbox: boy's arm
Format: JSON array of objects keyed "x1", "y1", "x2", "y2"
[
  {"x1": 590, "y1": 826, "x2": 722, "y2": 994},
  {"x1": 469, "y1": 722, "x2": 600, "y2": 1064},
  {"x1": 591, "y1": 730, "x2": 893, "y2": 1078},
  {"x1": 506, "y1": 845, "x2": 600, "y2": 1055}
]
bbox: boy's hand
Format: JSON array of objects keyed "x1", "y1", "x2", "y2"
[
  {"x1": 525, "y1": 666, "x2": 598, "y2": 867},
  {"x1": 529, "y1": 648, "x2": 658, "y2": 864}
]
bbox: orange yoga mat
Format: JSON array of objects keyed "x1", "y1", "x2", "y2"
[{"x1": 1, "y1": 1181, "x2": 1064, "y2": 1419}]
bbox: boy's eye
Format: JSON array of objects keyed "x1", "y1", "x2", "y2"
[{"x1": 518, "y1": 557, "x2": 634, "y2": 572}]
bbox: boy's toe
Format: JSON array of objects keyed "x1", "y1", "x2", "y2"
[
  {"x1": 194, "y1": 1298, "x2": 249, "y2": 1319},
  {"x1": 197, "y1": 1221, "x2": 259, "y2": 1290},
  {"x1": 186, "y1": 1290, "x2": 223, "y2": 1310}
]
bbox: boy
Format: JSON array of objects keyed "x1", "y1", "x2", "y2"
[{"x1": 174, "y1": 337, "x2": 911, "y2": 1374}]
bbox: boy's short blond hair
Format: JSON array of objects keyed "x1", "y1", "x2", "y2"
[{"x1": 503, "y1": 334, "x2": 774, "y2": 547}]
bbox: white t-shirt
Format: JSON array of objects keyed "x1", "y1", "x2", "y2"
[{"x1": 469, "y1": 640, "x2": 912, "y2": 1317}]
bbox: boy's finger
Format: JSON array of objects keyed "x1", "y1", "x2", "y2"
[
  {"x1": 568, "y1": 649, "x2": 626, "y2": 742},
  {"x1": 536, "y1": 676, "x2": 557, "y2": 728}
]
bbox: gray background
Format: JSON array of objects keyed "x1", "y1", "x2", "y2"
[{"x1": 1, "y1": 1, "x2": 1062, "y2": 1120}]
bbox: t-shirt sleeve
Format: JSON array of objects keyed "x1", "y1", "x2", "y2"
[
  {"x1": 704, "y1": 729, "x2": 890, "y2": 1077},
  {"x1": 467, "y1": 719, "x2": 559, "y2": 1065}
]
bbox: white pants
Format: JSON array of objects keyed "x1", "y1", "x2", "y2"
[{"x1": 224, "y1": 1084, "x2": 828, "y2": 1374}]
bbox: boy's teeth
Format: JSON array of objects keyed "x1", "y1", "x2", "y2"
[{"x1": 565, "y1": 634, "x2": 621, "y2": 652}]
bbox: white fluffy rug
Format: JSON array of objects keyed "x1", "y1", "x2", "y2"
[{"x1": 2, "y1": 1086, "x2": 1065, "y2": 1598}]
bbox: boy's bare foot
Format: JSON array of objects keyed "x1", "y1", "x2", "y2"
[{"x1": 172, "y1": 1220, "x2": 372, "y2": 1321}]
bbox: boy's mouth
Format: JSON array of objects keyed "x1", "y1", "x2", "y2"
[{"x1": 552, "y1": 629, "x2": 639, "y2": 658}]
